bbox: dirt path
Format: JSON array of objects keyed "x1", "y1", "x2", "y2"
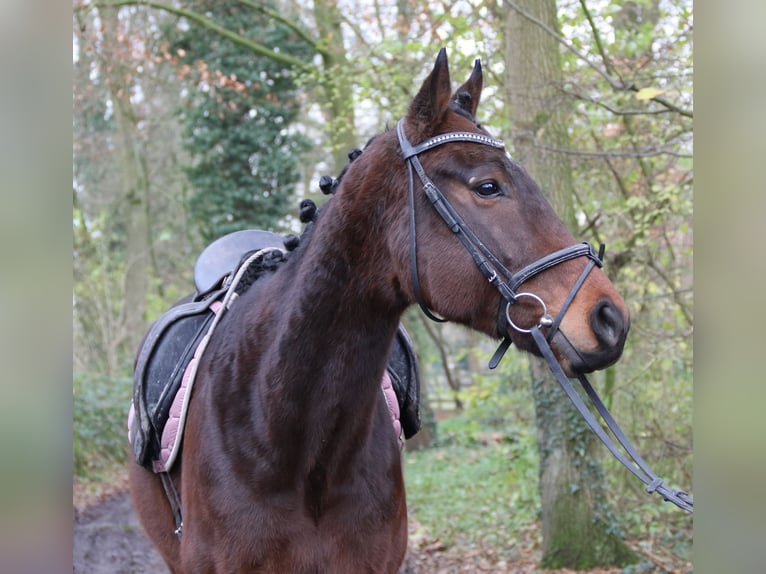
[
  {"x1": 70, "y1": 488, "x2": 450, "y2": 574},
  {"x1": 71, "y1": 487, "x2": 536, "y2": 573},
  {"x1": 73, "y1": 489, "x2": 167, "y2": 574}
]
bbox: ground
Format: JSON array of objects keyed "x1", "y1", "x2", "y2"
[
  {"x1": 74, "y1": 486, "x2": 166, "y2": 574},
  {"x1": 72, "y1": 487, "x2": 537, "y2": 573},
  {"x1": 73, "y1": 483, "x2": 629, "y2": 574}
]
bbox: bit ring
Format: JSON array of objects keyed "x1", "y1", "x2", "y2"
[{"x1": 505, "y1": 292, "x2": 553, "y2": 334}]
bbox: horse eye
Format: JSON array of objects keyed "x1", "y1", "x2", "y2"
[{"x1": 473, "y1": 181, "x2": 502, "y2": 198}]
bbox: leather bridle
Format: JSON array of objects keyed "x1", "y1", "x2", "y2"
[
  {"x1": 397, "y1": 119, "x2": 693, "y2": 513},
  {"x1": 397, "y1": 119, "x2": 602, "y2": 338}
]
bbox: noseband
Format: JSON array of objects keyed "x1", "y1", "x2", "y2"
[{"x1": 396, "y1": 119, "x2": 693, "y2": 513}]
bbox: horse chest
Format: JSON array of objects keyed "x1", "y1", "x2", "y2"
[{"x1": 188, "y1": 469, "x2": 406, "y2": 574}]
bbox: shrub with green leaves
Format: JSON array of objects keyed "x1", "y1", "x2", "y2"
[{"x1": 73, "y1": 374, "x2": 132, "y2": 479}]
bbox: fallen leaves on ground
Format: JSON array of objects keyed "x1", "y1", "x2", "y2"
[{"x1": 402, "y1": 517, "x2": 692, "y2": 574}]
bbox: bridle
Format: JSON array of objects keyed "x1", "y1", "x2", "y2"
[
  {"x1": 396, "y1": 119, "x2": 693, "y2": 513},
  {"x1": 397, "y1": 119, "x2": 602, "y2": 339}
]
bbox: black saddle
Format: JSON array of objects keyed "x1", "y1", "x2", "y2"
[
  {"x1": 131, "y1": 230, "x2": 421, "y2": 471},
  {"x1": 194, "y1": 229, "x2": 285, "y2": 296}
]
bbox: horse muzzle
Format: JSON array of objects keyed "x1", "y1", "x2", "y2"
[{"x1": 553, "y1": 298, "x2": 630, "y2": 375}]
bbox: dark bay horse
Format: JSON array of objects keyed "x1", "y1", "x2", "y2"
[{"x1": 129, "y1": 49, "x2": 629, "y2": 573}]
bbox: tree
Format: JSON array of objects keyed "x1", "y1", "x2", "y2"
[
  {"x1": 100, "y1": 6, "x2": 153, "y2": 357},
  {"x1": 556, "y1": 0, "x2": 693, "y2": 509},
  {"x1": 74, "y1": 5, "x2": 203, "y2": 375},
  {"x1": 169, "y1": 0, "x2": 313, "y2": 241},
  {"x1": 81, "y1": 0, "x2": 357, "y2": 173},
  {"x1": 74, "y1": 6, "x2": 157, "y2": 371},
  {"x1": 501, "y1": 0, "x2": 637, "y2": 567}
]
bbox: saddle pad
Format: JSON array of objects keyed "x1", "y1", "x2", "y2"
[
  {"x1": 128, "y1": 300, "x2": 223, "y2": 472},
  {"x1": 130, "y1": 320, "x2": 420, "y2": 471},
  {"x1": 387, "y1": 326, "x2": 421, "y2": 439},
  {"x1": 129, "y1": 229, "x2": 423, "y2": 473},
  {"x1": 130, "y1": 248, "x2": 285, "y2": 470}
]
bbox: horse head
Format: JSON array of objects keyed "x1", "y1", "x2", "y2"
[{"x1": 384, "y1": 49, "x2": 629, "y2": 376}]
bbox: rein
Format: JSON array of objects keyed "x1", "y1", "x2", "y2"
[
  {"x1": 397, "y1": 119, "x2": 693, "y2": 513},
  {"x1": 531, "y1": 326, "x2": 693, "y2": 513}
]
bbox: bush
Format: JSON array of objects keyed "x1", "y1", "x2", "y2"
[
  {"x1": 436, "y1": 356, "x2": 536, "y2": 448},
  {"x1": 73, "y1": 373, "x2": 132, "y2": 479}
]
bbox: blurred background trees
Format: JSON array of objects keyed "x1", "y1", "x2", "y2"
[
  {"x1": 169, "y1": 1, "x2": 314, "y2": 241},
  {"x1": 73, "y1": 0, "x2": 692, "y2": 569}
]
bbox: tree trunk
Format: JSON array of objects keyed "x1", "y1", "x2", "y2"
[
  {"x1": 313, "y1": 0, "x2": 357, "y2": 173},
  {"x1": 101, "y1": 7, "x2": 152, "y2": 363},
  {"x1": 502, "y1": 0, "x2": 637, "y2": 567}
]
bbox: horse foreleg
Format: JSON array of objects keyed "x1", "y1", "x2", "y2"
[{"x1": 128, "y1": 461, "x2": 182, "y2": 572}]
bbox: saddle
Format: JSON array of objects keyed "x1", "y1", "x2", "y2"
[{"x1": 130, "y1": 230, "x2": 421, "y2": 473}]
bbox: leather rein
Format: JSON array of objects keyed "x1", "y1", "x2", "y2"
[{"x1": 397, "y1": 119, "x2": 693, "y2": 513}]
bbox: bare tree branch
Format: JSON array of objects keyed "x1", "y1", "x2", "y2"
[
  {"x1": 418, "y1": 316, "x2": 464, "y2": 411},
  {"x1": 578, "y1": 0, "x2": 617, "y2": 80},
  {"x1": 82, "y1": 0, "x2": 314, "y2": 71},
  {"x1": 235, "y1": 0, "x2": 324, "y2": 56},
  {"x1": 505, "y1": 0, "x2": 622, "y2": 89},
  {"x1": 568, "y1": 89, "x2": 675, "y2": 116},
  {"x1": 531, "y1": 141, "x2": 692, "y2": 159},
  {"x1": 504, "y1": 0, "x2": 693, "y2": 118}
]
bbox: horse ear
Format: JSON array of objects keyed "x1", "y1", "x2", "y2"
[
  {"x1": 406, "y1": 48, "x2": 452, "y2": 136},
  {"x1": 451, "y1": 58, "x2": 483, "y2": 118}
]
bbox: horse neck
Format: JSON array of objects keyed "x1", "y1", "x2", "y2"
[
  {"x1": 275, "y1": 187, "x2": 406, "y2": 377},
  {"x1": 231, "y1": 177, "x2": 406, "y2": 469}
]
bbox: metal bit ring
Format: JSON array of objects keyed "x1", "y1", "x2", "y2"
[{"x1": 505, "y1": 293, "x2": 554, "y2": 334}]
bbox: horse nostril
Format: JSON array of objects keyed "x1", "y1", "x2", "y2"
[{"x1": 590, "y1": 299, "x2": 625, "y2": 348}]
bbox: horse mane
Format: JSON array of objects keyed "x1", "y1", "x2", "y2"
[
  {"x1": 288, "y1": 104, "x2": 486, "y2": 257},
  {"x1": 285, "y1": 135, "x2": 378, "y2": 254}
]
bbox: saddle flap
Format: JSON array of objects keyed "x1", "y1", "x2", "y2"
[
  {"x1": 387, "y1": 325, "x2": 421, "y2": 439},
  {"x1": 131, "y1": 291, "x2": 224, "y2": 467}
]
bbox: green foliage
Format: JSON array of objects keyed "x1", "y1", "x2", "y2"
[
  {"x1": 407, "y1": 356, "x2": 690, "y2": 569},
  {"x1": 405, "y1": 439, "x2": 541, "y2": 548},
  {"x1": 552, "y1": 0, "x2": 694, "y2": 515},
  {"x1": 404, "y1": 345, "x2": 541, "y2": 544},
  {"x1": 172, "y1": 0, "x2": 314, "y2": 241},
  {"x1": 73, "y1": 208, "x2": 130, "y2": 376},
  {"x1": 73, "y1": 374, "x2": 132, "y2": 480},
  {"x1": 438, "y1": 357, "x2": 535, "y2": 447}
]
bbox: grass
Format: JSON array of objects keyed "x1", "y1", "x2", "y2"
[
  {"x1": 404, "y1": 413, "x2": 542, "y2": 554},
  {"x1": 402, "y1": 411, "x2": 693, "y2": 573},
  {"x1": 405, "y1": 441, "x2": 541, "y2": 548}
]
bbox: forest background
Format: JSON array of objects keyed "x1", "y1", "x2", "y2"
[{"x1": 72, "y1": 0, "x2": 693, "y2": 571}]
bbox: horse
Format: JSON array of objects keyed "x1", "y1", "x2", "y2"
[{"x1": 129, "y1": 49, "x2": 630, "y2": 573}]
